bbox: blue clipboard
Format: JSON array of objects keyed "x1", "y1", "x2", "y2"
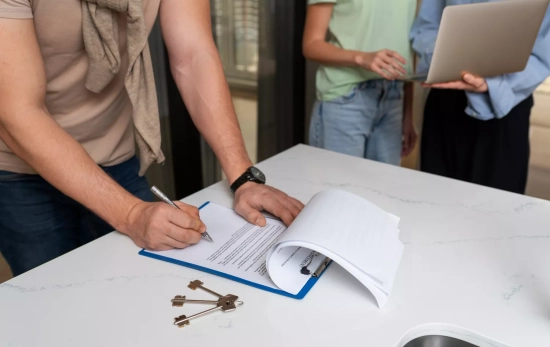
[{"x1": 138, "y1": 202, "x2": 331, "y2": 300}]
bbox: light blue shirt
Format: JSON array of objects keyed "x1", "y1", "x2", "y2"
[{"x1": 410, "y1": 0, "x2": 550, "y2": 120}]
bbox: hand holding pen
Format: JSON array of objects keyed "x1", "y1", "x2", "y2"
[
  {"x1": 121, "y1": 186, "x2": 212, "y2": 251},
  {"x1": 151, "y1": 186, "x2": 214, "y2": 242}
]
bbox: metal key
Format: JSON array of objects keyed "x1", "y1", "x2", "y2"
[
  {"x1": 174, "y1": 294, "x2": 243, "y2": 328},
  {"x1": 171, "y1": 295, "x2": 219, "y2": 307},
  {"x1": 187, "y1": 280, "x2": 223, "y2": 298},
  {"x1": 171, "y1": 295, "x2": 243, "y2": 307}
]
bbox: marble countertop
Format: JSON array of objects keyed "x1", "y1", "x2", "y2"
[{"x1": 1, "y1": 145, "x2": 549, "y2": 347}]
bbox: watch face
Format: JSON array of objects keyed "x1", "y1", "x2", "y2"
[{"x1": 249, "y1": 167, "x2": 266, "y2": 183}]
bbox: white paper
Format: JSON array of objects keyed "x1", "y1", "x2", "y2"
[
  {"x1": 266, "y1": 190, "x2": 404, "y2": 307},
  {"x1": 146, "y1": 203, "x2": 288, "y2": 290},
  {"x1": 144, "y1": 190, "x2": 404, "y2": 307}
]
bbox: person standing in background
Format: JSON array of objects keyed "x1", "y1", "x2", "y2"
[
  {"x1": 410, "y1": 0, "x2": 550, "y2": 194},
  {"x1": 303, "y1": 0, "x2": 418, "y2": 165}
]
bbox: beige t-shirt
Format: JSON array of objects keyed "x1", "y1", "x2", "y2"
[{"x1": 0, "y1": 0, "x2": 161, "y2": 174}]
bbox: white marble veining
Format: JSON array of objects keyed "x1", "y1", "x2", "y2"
[{"x1": 1, "y1": 145, "x2": 549, "y2": 347}]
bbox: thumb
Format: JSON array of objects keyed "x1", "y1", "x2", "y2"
[
  {"x1": 463, "y1": 73, "x2": 478, "y2": 85},
  {"x1": 235, "y1": 202, "x2": 266, "y2": 227}
]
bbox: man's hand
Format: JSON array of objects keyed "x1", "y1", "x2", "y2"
[
  {"x1": 125, "y1": 201, "x2": 207, "y2": 251},
  {"x1": 355, "y1": 50, "x2": 407, "y2": 80},
  {"x1": 234, "y1": 183, "x2": 305, "y2": 227},
  {"x1": 424, "y1": 73, "x2": 488, "y2": 92}
]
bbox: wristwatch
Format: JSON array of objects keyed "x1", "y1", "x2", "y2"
[{"x1": 230, "y1": 167, "x2": 266, "y2": 194}]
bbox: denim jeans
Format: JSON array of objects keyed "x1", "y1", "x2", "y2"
[
  {"x1": 0, "y1": 156, "x2": 153, "y2": 277},
  {"x1": 309, "y1": 80, "x2": 404, "y2": 165}
]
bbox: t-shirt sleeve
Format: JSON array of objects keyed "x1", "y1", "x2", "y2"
[
  {"x1": 308, "y1": 0, "x2": 337, "y2": 4},
  {"x1": 0, "y1": 0, "x2": 32, "y2": 19}
]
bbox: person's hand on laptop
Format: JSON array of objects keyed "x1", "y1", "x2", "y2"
[
  {"x1": 355, "y1": 49, "x2": 407, "y2": 80},
  {"x1": 423, "y1": 73, "x2": 488, "y2": 93}
]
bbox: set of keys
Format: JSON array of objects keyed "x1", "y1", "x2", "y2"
[{"x1": 171, "y1": 280, "x2": 243, "y2": 328}]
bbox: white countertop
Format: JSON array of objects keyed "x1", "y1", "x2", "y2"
[{"x1": 1, "y1": 145, "x2": 549, "y2": 347}]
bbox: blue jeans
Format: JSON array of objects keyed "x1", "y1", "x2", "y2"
[
  {"x1": 0, "y1": 156, "x2": 153, "y2": 277},
  {"x1": 309, "y1": 80, "x2": 404, "y2": 165}
]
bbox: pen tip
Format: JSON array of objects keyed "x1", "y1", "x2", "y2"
[{"x1": 203, "y1": 232, "x2": 214, "y2": 242}]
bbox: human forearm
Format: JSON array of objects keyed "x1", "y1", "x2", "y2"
[
  {"x1": 305, "y1": 41, "x2": 407, "y2": 79},
  {"x1": 303, "y1": 40, "x2": 362, "y2": 67},
  {"x1": 0, "y1": 107, "x2": 141, "y2": 233},
  {"x1": 401, "y1": 82, "x2": 417, "y2": 157},
  {"x1": 160, "y1": 0, "x2": 252, "y2": 185},
  {"x1": 170, "y1": 47, "x2": 252, "y2": 184},
  {"x1": 403, "y1": 82, "x2": 414, "y2": 119}
]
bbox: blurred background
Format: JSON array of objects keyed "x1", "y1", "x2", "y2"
[{"x1": 1, "y1": 0, "x2": 549, "y2": 283}]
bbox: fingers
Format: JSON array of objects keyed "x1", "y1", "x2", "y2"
[
  {"x1": 426, "y1": 75, "x2": 486, "y2": 92},
  {"x1": 381, "y1": 54, "x2": 407, "y2": 75},
  {"x1": 283, "y1": 197, "x2": 302, "y2": 219},
  {"x1": 427, "y1": 81, "x2": 468, "y2": 90},
  {"x1": 174, "y1": 201, "x2": 200, "y2": 219},
  {"x1": 166, "y1": 222, "x2": 202, "y2": 245},
  {"x1": 462, "y1": 73, "x2": 487, "y2": 91},
  {"x1": 372, "y1": 65, "x2": 394, "y2": 80},
  {"x1": 463, "y1": 73, "x2": 481, "y2": 85},
  {"x1": 167, "y1": 207, "x2": 206, "y2": 233},
  {"x1": 386, "y1": 50, "x2": 407, "y2": 65},
  {"x1": 235, "y1": 187, "x2": 302, "y2": 226},
  {"x1": 162, "y1": 234, "x2": 191, "y2": 250},
  {"x1": 288, "y1": 197, "x2": 305, "y2": 211},
  {"x1": 261, "y1": 198, "x2": 296, "y2": 226},
  {"x1": 380, "y1": 63, "x2": 402, "y2": 79},
  {"x1": 235, "y1": 200, "x2": 267, "y2": 227}
]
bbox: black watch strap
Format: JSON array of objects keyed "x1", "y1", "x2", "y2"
[
  {"x1": 230, "y1": 174, "x2": 251, "y2": 194},
  {"x1": 230, "y1": 167, "x2": 265, "y2": 194}
]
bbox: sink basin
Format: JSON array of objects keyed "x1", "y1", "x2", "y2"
[{"x1": 403, "y1": 335, "x2": 479, "y2": 347}]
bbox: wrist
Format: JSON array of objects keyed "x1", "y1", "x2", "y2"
[
  {"x1": 225, "y1": 161, "x2": 253, "y2": 185},
  {"x1": 115, "y1": 197, "x2": 144, "y2": 235},
  {"x1": 352, "y1": 51, "x2": 366, "y2": 67},
  {"x1": 230, "y1": 166, "x2": 266, "y2": 194}
]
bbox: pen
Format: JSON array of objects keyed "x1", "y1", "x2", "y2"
[{"x1": 150, "y1": 186, "x2": 214, "y2": 242}]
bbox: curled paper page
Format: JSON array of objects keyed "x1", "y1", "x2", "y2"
[{"x1": 266, "y1": 190, "x2": 404, "y2": 308}]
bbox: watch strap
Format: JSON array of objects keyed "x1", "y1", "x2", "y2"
[
  {"x1": 230, "y1": 167, "x2": 265, "y2": 194},
  {"x1": 230, "y1": 173, "x2": 251, "y2": 194}
]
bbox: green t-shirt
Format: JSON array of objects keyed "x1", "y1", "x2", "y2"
[{"x1": 309, "y1": 0, "x2": 417, "y2": 101}]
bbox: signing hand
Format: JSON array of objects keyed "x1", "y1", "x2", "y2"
[
  {"x1": 355, "y1": 49, "x2": 407, "y2": 80},
  {"x1": 424, "y1": 73, "x2": 488, "y2": 92},
  {"x1": 234, "y1": 182, "x2": 305, "y2": 227},
  {"x1": 125, "y1": 201, "x2": 206, "y2": 251}
]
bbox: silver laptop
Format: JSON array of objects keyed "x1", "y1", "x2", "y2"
[{"x1": 403, "y1": 0, "x2": 550, "y2": 84}]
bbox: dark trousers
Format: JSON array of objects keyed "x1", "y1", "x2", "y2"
[
  {"x1": 421, "y1": 89, "x2": 533, "y2": 194},
  {"x1": 0, "y1": 156, "x2": 154, "y2": 277}
]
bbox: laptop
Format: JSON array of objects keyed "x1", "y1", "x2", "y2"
[{"x1": 403, "y1": 0, "x2": 550, "y2": 84}]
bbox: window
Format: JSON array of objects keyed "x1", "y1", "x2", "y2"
[{"x1": 212, "y1": 0, "x2": 259, "y2": 89}]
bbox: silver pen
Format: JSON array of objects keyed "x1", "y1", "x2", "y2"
[{"x1": 150, "y1": 186, "x2": 214, "y2": 242}]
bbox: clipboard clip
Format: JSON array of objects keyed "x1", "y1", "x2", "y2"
[
  {"x1": 312, "y1": 257, "x2": 331, "y2": 278},
  {"x1": 300, "y1": 252, "x2": 331, "y2": 277}
]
